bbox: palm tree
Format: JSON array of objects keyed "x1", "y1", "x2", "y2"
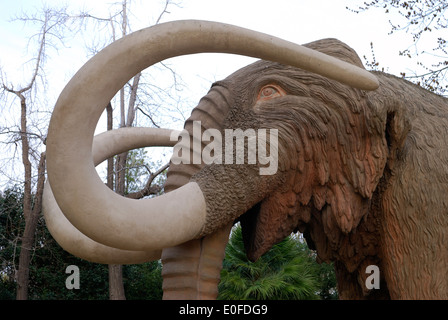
[{"x1": 218, "y1": 225, "x2": 325, "y2": 300}]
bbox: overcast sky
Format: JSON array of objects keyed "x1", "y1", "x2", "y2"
[{"x1": 0, "y1": 0, "x2": 418, "y2": 107}]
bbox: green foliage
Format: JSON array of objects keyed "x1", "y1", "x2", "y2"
[
  {"x1": 218, "y1": 225, "x2": 337, "y2": 300},
  {"x1": 0, "y1": 188, "x2": 110, "y2": 299},
  {"x1": 22, "y1": 220, "x2": 110, "y2": 300},
  {"x1": 0, "y1": 188, "x2": 24, "y2": 299},
  {"x1": 124, "y1": 261, "x2": 163, "y2": 300},
  {"x1": 0, "y1": 147, "x2": 168, "y2": 300},
  {"x1": 312, "y1": 252, "x2": 338, "y2": 300},
  {"x1": 124, "y1": 148, "x2": 149, "y2": 194},
  {"x1": 122, "y1": 149, "x2": 167, "y2": 196},
  {"x1": 0, "y1": 186, "x2": 166, "y2": 300}
]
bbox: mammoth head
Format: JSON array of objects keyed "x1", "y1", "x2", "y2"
[
  {"x1": 166, "y1": 38, "x2": 389, "y2": 262},
  {"x1": 45, "y1": 20, "x2": 380, "y2": 265}
]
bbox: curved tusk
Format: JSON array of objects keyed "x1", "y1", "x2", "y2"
[
  {"x1": 92, "y1": 127, "x2": 181, "y2": 164},
  {"x1": 44, "y1": 183, "x2": 159, "y2": 264},
  {"x1": 43, "y1": 127, "x2": 179, "y2": 264},
  {"x1": 46, "y1": 20, "x2": 378, "y2": 252}
]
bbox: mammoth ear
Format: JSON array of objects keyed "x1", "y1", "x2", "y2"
[
  {"x1": 304, "y1": 38, "x2": 365, "y2": 69},
  {"x1": 324, "y1": 102, "x2": 411, "y2": 235},
  {"x1": 384, "y1": 107, "x2": 411, "y2": 169}
]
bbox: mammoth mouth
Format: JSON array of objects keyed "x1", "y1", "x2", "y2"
[
  {"x1": 238, "y1": 192, "x2": 307, "y2": 262},
  {"x1": 238, "y1": 199, "x2": 289, "y2": 262},
  {"x1": 238, "y1": 202, "x2": 263, "y2": 261}
]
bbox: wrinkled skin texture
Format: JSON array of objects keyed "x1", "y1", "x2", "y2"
[{"x1": 162, "y1": 39, "x2": 448, "y2": 299}]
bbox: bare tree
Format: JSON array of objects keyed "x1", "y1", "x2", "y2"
[
  {"x1": 349, "y1": 0, "x2": 448, "y2": 94},
  {"x1": 1, "y1": 0, "x2": 181, "y2": 300},
  {"x1": 0, "y1": 7, "x2": 69, "y2": 300}
]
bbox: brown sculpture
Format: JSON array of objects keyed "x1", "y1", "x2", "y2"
[{"x1": 44, "y1": 20, "x2": 448, "y2": 300}]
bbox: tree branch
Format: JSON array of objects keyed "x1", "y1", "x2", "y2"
[
  {"x1": 126, "y1": 72, "x2": 141, "y2": 127},
  {"x1": 155, "y1": 0, "x2": 171, "y2": 24},
  {"x1": 136, "y1": 107, "x2": 160, "y2": 128},
  {"x1": 126, "y1": 162, "x2": 169, "y2": 199}
]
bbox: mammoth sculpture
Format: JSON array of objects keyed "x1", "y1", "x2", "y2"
[{"x1": 44, "y1": 20, "x2": 448, "y2": 300}]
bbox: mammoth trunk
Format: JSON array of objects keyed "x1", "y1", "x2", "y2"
[
  {"x1": 164, "y1": 84, "x2": 231, "y2": 191},
  {"x1": 162, "y1": 84, "x2": 232, "y2": 300}
]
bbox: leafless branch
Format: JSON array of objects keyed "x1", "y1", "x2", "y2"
[
  {"x1": 126, "y1": 162, "x2": 169, "y2": 199},
  {"x1": 126, "y1": 72, "x2": 141, "y2": 127},
  {"x1": 0, "y1": 128, "x2": 46, "y2": 142},
  {"x1": 155, "y1": 0, "x2": 171, "y2": 24},
  {"x1": 136, "y1": 107, "x2": 160, "y2": 128}
]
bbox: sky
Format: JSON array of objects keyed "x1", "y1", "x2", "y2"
[
  {"x1": 0, "y1": 0, "x2": 429, "y2": 187},
  {"x1": 0, "y1": 0, "x2": 419, "y2": 105}
]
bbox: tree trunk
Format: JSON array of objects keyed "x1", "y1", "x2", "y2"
[
  {"x1": 16, "y1": 97, "x2": 46, "y2": 300},
  {"x1": 106, "y1": 102, "x2": 114, "y2": 189},
  {"x1": 106, "y1": 1, "x2": 129, "y2": 299},
  {"x1": 104, "y1": 102, "x2": 127, "y2": 300},
  {"x1": 16, "y1": 99, "x2": 46, "y2": 299},
  {"x1": 109, "y1": 264, "x2": 126, "y2": 300},
  {"x1": 108, "y1": 150, "x2": 127, "y2": 300},
  {"x1": 16, "y1": 219, "x2": 37, "y2": 300},
  {"x1": 106, "y1": 2, "x2": 139, "y2": 298},
  {"x1": 1, "y1": 12, "x2": 48, "y2": 300},
  {"x1": 16, "y1": 154, "x2": 46, "y2": 300},
  {"x1": 15, "y1": 199, "x2": 41, "y2": 300},
  {"x1": 16, "y1": 97, "x2": 31, "y2": 300}
]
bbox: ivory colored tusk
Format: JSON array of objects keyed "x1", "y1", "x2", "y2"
[{"x1": 43, "y1": 127, "x2": 179, "y2": 264}]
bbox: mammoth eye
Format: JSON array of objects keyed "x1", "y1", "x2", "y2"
[
  {"x1": 256, "y1": 84, "x2": 286, "y2": 102},
  {"x1": 261, "y1": 86, "x2": 278, "y2": 97}
]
